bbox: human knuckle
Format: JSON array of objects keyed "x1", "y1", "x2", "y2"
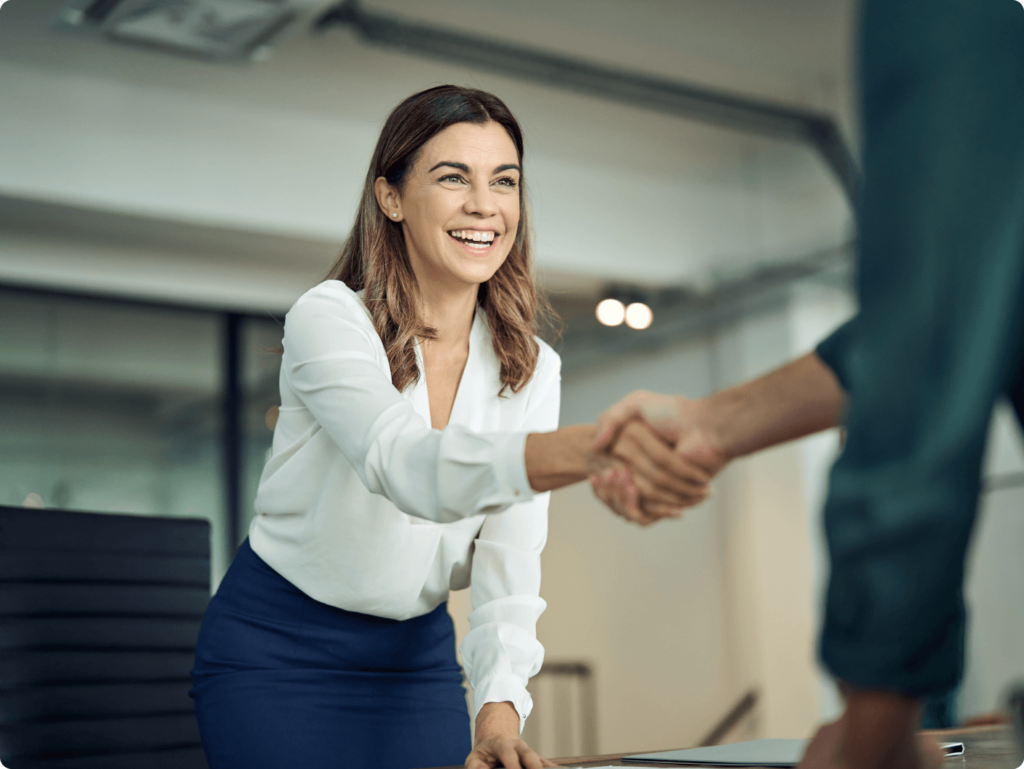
[{"x1": 653, "y1": 453, "x2": 673, "y2": 471}]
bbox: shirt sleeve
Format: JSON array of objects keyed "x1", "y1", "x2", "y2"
[
  {"x1": 814, "y1": 315, "x2": 859, "y2": 392},
  {"x1": 459, "y1": 346, "x2": 560, "y2": 733},
  {"x1": 281, "y1": 286, "x2": 535, "y2": 524}
]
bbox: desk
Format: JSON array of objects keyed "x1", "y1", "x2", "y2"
[{"x1": 425, "y1": 726, "x2": 1020, "y2": 769}]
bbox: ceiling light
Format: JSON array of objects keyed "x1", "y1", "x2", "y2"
[
  {"x1": 596, "y1": 298, "x2": 625, "y2": 327},
  {"x1": 624, "y1": 302, "x2": 653, "y2": 330}
]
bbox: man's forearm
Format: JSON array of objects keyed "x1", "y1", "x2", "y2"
[{"x1": 696, "y1": 352, "x2": 845, "y2": 461}]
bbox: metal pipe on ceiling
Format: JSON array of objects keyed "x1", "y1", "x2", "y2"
[
  {"x1": 554, "y1": 241, "x2": 854, "y2": 371},
  {"x1": 314, "y1": 0, "x2": 860, "y2": 207}
]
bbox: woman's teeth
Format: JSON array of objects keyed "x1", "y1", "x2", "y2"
[{"x1": 449, "y1": 230, "x2": 495, "y2": 249}]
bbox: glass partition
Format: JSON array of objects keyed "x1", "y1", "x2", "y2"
[
  {"x1": 239, "y1": 316, "x2": 285, "y2": 544},
  {"x1": 0, "y1": 288, "x2": 229, "y2": 583}
]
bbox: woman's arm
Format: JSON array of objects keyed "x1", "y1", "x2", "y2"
[
  {"x1": 282, "y1": 286, "x2": 537, "y2": 524},
  {"x1": 461, "y1": 354, "x2": 557, "y2": 767}
]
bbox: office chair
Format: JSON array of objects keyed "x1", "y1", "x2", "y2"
[{"x1": 0, "y1": 506, "x2": 211, "y2": 769}]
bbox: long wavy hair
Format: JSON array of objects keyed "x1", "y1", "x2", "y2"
[{"x1": 325, "y1": 85, "x2": 553, "y2": 396}]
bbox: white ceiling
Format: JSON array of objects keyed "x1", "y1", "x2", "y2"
[
  {"x1": 0, "y1": 0, "x2": 857, "y2": 310},
  {"x1": 1, "y1": 0, "x2": 858, "y2": 121}
]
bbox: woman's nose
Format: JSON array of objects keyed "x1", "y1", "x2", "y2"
[{"x1": 465, "y1": 185, "x2": 499, "y2": 217}]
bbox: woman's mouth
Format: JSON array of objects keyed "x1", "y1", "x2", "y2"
[{"x1": 448, "y1": 230, "x2": 497, "y2": 252}]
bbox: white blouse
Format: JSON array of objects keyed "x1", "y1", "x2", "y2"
[{"x1": 249, "y1": 280, "x2": 560, "y2": 729}]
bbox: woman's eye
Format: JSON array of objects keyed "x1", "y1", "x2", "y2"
[
  {"x1": 439, "y1": 174, "x2": 465, "y2": 184},
  {"x1": 494, "y1": 176, "x2": 518, "y2": 188}
]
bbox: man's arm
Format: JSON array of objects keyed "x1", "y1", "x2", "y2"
[
  {"x1": 592, "y1": 351, "x2": 845, "y2": 519},
  {"x1": 692, "y1": 351, "x2": 845, "y2": 461}
]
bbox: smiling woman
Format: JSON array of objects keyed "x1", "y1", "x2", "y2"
[
  {"x1": 336, "y1": 86, "x2": 541, "y2": 402},
  {"x1": 189, "y1": 85, "x2": 710, "y2": 769}
]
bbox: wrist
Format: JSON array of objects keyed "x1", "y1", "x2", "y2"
[
  {"x1": 686, "y1": 396, "x2": 734, "y2": 462},
  {"x1": 474, "y1": 701, "x2": 520, "y2": 745},
  {"x1": 526, "y1": 425, "x2": 597, "y2": 492}
]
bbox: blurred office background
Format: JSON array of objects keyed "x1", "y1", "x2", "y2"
[{"x1": 1, "y1": 0, "x2": 1022, "y2": 758}]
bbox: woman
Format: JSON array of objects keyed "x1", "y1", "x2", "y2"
[{"x1": 191, "y1": 85, "x2": 708, "y2": 769}]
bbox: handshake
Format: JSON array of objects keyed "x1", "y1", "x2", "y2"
[
  {"x1": 588, "y1": 390, "x2": 730, "y2": 527},
  {"x1": 529, "y1": 353, "x2": 842, "y2": 526}
]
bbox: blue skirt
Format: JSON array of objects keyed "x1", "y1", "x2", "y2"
[{"x1": 191, "y1": 539, "x2": 471, "y2": 769}]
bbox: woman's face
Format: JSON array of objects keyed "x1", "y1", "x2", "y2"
[{"x1": 380, "y1": 121, "x2": 521, "y2": 292}]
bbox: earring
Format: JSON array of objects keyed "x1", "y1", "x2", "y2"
[{"x1": 391, "y1": 212, "x2": 398, "y2": 218}]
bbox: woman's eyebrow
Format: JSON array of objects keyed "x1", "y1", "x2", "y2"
[
  {"x1": 494, "y1": 164, "x2": 521, "y2": 174},
  {"x1": 428, "y1": 161, "x2": 470, "y2": 173}
]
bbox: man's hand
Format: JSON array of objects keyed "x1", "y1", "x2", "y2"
[
  {"x1": 594, "y1": 391, "x2": 693, "y2": 448},
  {"x1": 798, "y1": 687, "x2": 944, "y2": 769},
  {"x1": 591, "y1": 391, "x2": 728, "y2": 525},
  {"x1": 465, "y1": 702, "x2": 558, "y2": 769},
  {"x1": 595, "y1": 419, "x2": 715, "y2": 525}
]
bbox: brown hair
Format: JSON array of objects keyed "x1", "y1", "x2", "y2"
[{"x1": 325, "y1": 85, "x2": 553, "y2": 396}]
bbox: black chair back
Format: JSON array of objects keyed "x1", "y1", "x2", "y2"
[{"x1": 0, "y1": 506, "x2": 210, "y2": 769}]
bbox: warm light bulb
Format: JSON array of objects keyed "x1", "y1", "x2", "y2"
[
  {"x1": 625, "y1": 302, "x2": 653, "y2": 330},
  {"x1": 596, "y1": 298, "x2": 626, "y2": 326}
]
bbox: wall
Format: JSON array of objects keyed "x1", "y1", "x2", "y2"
[
  {"x1": 540, "y1": 333, "x2": 736, "y2": 754},
  {"x1": 961, "y1": 404, "x2": 1024, "y2": 718}
]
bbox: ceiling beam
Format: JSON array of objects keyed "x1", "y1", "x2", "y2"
[{"x1": 314, "y1": 0, "x2": 859, "y2": 206}]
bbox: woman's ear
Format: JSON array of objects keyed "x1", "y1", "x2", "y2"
[{"x1": 374, "y1": 177, "x2": 403, "y2": 222}]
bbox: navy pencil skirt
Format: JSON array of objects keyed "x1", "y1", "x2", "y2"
[{"x1": 190, "y1": 539, "x2": 471, "y2": 769}]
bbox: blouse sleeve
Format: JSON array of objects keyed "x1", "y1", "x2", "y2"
[
  {"x1": 459, "y1": 346, "x2": 561, "y2": 732},
  {"x1": 281, "y1": 286, "x2": 535, "y2": 524}
]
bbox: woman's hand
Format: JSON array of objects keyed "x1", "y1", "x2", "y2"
[
  {"x1": 522, "y1": 420, "x2": 714, "y2": 525},
  {"x1": 465, "y1": 736, "x2": 559, "y2": 769},
  {"x1": 599, "y1": 419, "x2": 716, "y2": 524},
  {"x1": 465, "y1": 702, "x2": 558, "y2": 769},
  {"x1": 590, "y1": 393, "x2": 727, "y2": 525},
  {"x1": 591, "y1": 391, "x2": 732, "y2": 525}
]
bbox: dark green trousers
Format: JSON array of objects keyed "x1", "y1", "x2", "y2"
[{"x1": 816, "y1": 0, "x2": 1024, "y2": 696}]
